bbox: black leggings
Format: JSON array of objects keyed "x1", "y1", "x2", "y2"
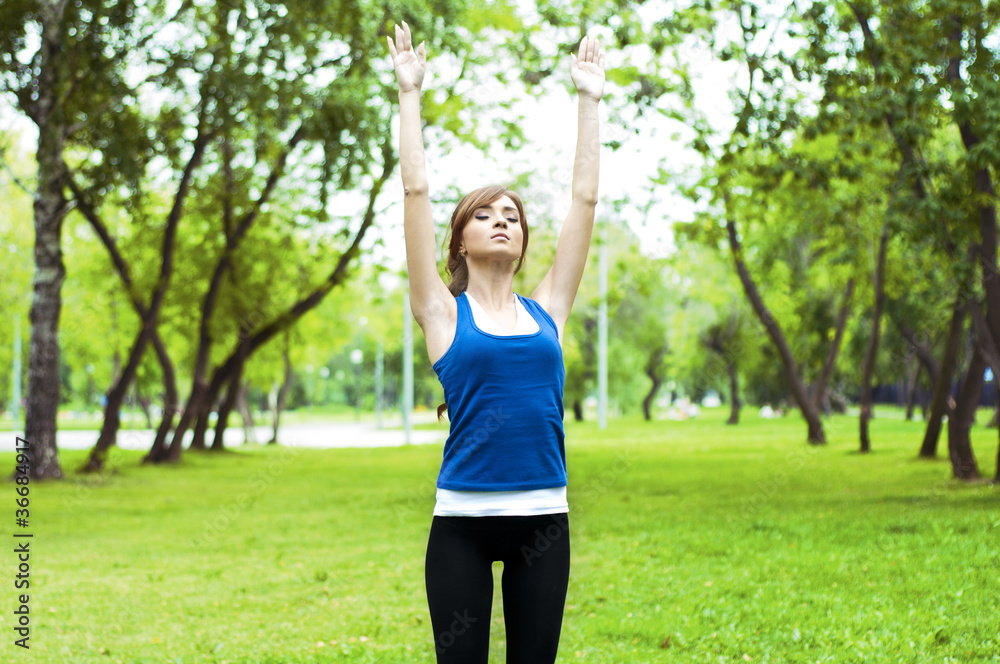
[{"x1": 424, "y1": 513, "x2": 570, "y2": 664}]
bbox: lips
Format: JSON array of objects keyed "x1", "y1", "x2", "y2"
[{"x1": 491, "y1": 233, "x2": 510, "y2": 240}]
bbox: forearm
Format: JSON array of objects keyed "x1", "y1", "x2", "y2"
[
  {"x1": 396, "y1": 87, "x2": 441, "y2": 305},
  {"x1": 571, "y1": 97, "x2": 601, "y2": 206},
  {"x1": 398, "y1": 90, "x2": 429, "y2": 195}
]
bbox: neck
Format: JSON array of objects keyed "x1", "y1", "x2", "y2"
[{"x1": 465, "y1": 261, "x2": 516, "y2": 310}]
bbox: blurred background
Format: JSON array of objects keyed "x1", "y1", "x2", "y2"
[{"x1": 2, "y1": 0, "x2": 998, "y2": 481}]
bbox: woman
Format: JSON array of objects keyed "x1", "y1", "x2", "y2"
[{"x1": 387, "y1": 20, "x2": 605, "y2": 664}]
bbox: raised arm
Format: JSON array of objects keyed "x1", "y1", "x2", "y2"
[
  {"x1": 532, "y1": 36, "x2": 606, "y2": 336},
  {"x1": 388, "y1": 22, "x2": 456, "y2": 360}
]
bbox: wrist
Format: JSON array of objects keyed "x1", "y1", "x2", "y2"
[
  {"x1": 577, "y1": 94, "x2": 601, "y2": 106},
  {"x1": 399, "y1": 88, "x2": 423, "y2": 100}
]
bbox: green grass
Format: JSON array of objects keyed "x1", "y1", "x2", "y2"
[{"x1": 1, "y1": 408, "x2": 997, "y2": 663}]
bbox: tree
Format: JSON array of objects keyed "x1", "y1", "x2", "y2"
[
  {"x1": 0, "y1": 0, "x2": 538, "y2": 472},
  {"x1": 1, "y1": 0, "x2": 76, "y2": 479},
  {"x1": 607, "y1": 224, "x2": 671, "y2": 420},
  {"x1": 825, "y1": 0, "x2": 997, "y2": 476},
  {"x1": 665, "y1": 242, "x2": 752, "y2": 424}
]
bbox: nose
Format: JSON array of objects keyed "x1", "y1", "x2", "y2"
[{"x1": 494, "y1": 217, "x2": 508, "y2": 228}]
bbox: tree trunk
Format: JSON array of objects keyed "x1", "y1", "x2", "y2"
[
  {"x1": 22, "y1": 0, "x2": 71, "y2": 481},
  {"x1": 181, "y1": 239, "x2": 228, "y2": 452},
  {"x1": 702, "y1": 317, "x2": 740, "y2": 425},
  {"x1": 920, "y1": 297, "x2": 965, "y2": 457},
  {"x1": 572, "y1": 399, "x2": 584, "y2": 423},
  {"x1": 726, "y1": 207, "x2": 826, "y2": 444},
  {"x1": 143, "y1": 333, "x2": 180, "y2": 464},
  {"x1": 860, "y1": 220, "x2": 890, "y2": 453},
  {"x1": 212, "y1": 335, "x2": 248, "y2": 450},
  {"x1": 162, "y1": 381, "x2": 206, "y2": 461},
  {"x1": 640, "y1": 381, "x2": 659, "y2": 421},
  {"x1": 947, "y1": 349, "x2": 983, "y2": 480},
  {"x1": 79, "y1": 325, "x2": 151, "y2": 472},
  {"x1": 903, "y1": 354, "x2": 919, "y2": 422},
  {"x1": 268, "y1": 348, "x2": 293, "y2": 444},
  {"x1": 190, "y1": 392, "x2": 214, "y2": 451},
  {"x1": 726, "y1": 358, "x2": 740, "y2": 425},
  {"x1": 110, "y1": 298, "x2": 121, "y2": 384},
  {"x1": 236, "y1": 380, "x2": 256, "y2": 444},
  {"x1": 137, "y1": 389, "x2": 154, "y2": 429},
  {"x1": 811, "y1": 278, "x2": 855, "y2": 414},
  {"x1": 212, "y1": 376, "x2": 239, "y2": 451},
  {"x1": 641, "y1": 346, "x2": 666, "y2": 422}
]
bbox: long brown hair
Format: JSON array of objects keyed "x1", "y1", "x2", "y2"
[
  {"x1": 444, "y1": 185, "x2": 529, "y2": 297},
  {"x1": 436, "y1": 185, "x2": 530, "y2": 419}
]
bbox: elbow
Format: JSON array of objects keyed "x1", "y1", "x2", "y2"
[
  {"x1": 572, "y1": 191, "x2": 599, "y2": 208},
  {"x1": 404, "y1": 181, "x2": 429, "y2": 198}
]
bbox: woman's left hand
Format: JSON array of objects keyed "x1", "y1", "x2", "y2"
[{"x1": 571, "y1": 35, "x2": 606, "y2": 102}]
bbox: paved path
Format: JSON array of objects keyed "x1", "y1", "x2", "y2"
[{"x1": 1, "y1": 419, "x2": 446, "y2": 453}]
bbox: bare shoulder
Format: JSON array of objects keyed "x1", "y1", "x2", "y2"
[{"x1": 526, "y1": 290, "x2": 568, "y2": 343}]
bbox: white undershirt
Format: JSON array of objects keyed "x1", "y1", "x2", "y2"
[
  {"x1": 433, "y1": 292, "x2": 568, "y2": 517},
  {"x1": 464, "y1": 291, "x2": 540, "y2": 335}
]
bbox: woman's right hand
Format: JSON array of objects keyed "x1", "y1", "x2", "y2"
[{"x1": 387, "y1": 21, "x2": 426, "y2": 94}]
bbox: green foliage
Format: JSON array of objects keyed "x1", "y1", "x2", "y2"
[
  {"x1": 1, "y1": 0, "x2": 556, "y2": 431},
  {"x1": 0, "y1": 131, "x2": 33, "y2": 413},
  {"x1": 559, "y1": 219, "x2": 673, "y2": 416},
  {"x1": 5, "y1": 0, "x2": 1000, "y2": 447},
  {"x1": 651, "y1": 0, "x2": 1000, "y2": 421}
]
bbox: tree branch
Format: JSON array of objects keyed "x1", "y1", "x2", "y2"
[{"x1": 63, "y1": 168, "x2": 145, "y2": 311}]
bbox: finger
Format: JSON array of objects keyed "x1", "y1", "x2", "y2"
[
  {"x1": 418, "y1": 41, "x2": 426, "y2": 66},
  {"x1": 402, "y1": 20, "x2": 412, "y2": 51},
  {"x1": 387, "y1": 36, "x2": 397, "y2": 59},
  {"x1": 395, "y1": 24, "x2": 404, "y2": 52},
  {"x1": 590, "y1": 36, "x2": 599, "y2": 63},
  {"x1": 578, "y1": 36, "x2": 588, "y2": 61}
]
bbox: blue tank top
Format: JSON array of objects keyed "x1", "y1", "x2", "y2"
[{"x1": 432, "y1": 293, "x2": 567, "y2": 491}]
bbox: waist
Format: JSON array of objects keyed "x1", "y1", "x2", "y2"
[{"x1": 433, "y1": 487, "x2": 568, "y2": 517}]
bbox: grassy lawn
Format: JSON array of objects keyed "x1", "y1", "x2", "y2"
[{"x1": 0, "y1": 408, "x2": 997, "y2": 663}]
